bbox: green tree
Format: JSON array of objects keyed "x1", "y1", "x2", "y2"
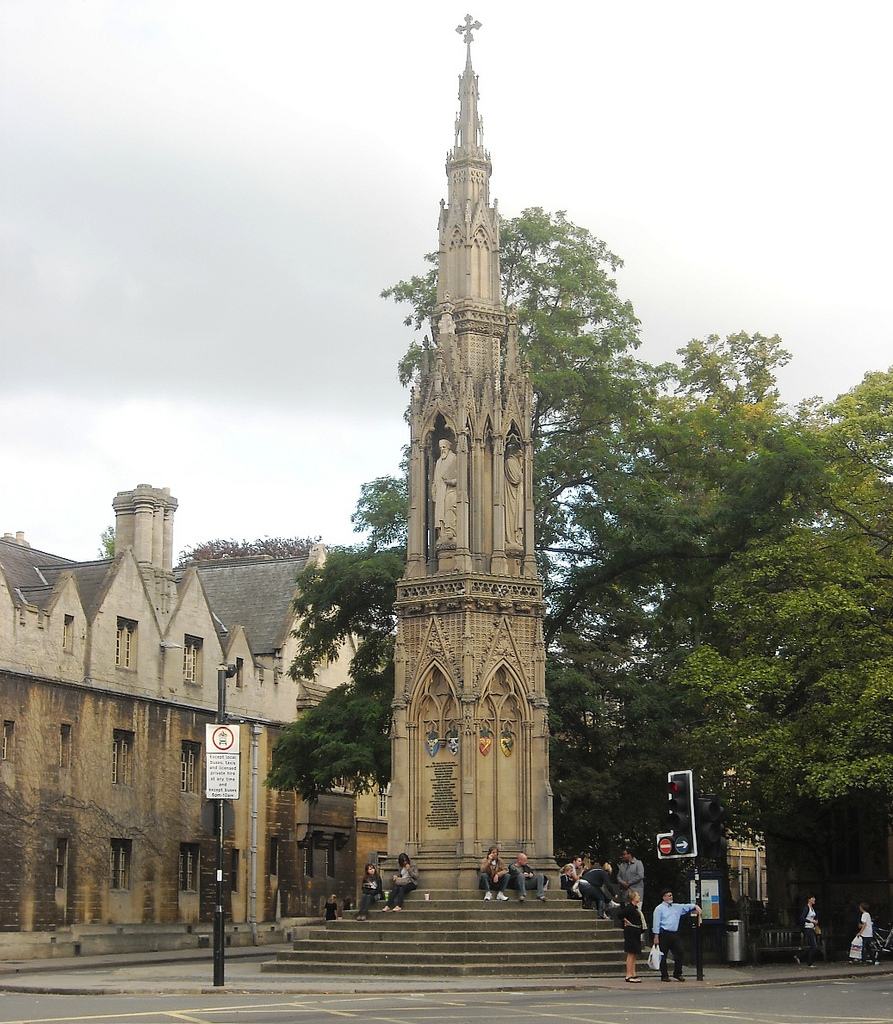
[
  {"x1": 674, "y1": 369, "x2": 893, "y2": 868},
  {"x1": 177, "y1": 535, "x2": 319, "y2": 566},
  {"x1": 265, "y1": 544, "x2": 404, "y2": 799},
  {"x1": 271, "y1": 208, "x2": 646, "y2": 809},
  {"x1": 269, "y1": 206, "x2": 877, "y2": 888},
  {"x1": 98, "y1": 525, "x2": 115, "y2": 559}
]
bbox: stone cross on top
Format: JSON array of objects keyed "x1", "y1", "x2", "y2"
[{"x1": 456, "y1": 14, "x2": 481, "y2": 46}]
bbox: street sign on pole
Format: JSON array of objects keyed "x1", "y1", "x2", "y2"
[
  {"x1": 657, "y1": 833, "x2": 674, "y2": 857},
  {"x1": 212, "y1": 662, "x2": 238, "y2": 988},
  {"x1": 206, "y1": 723, "x2": 240, "y2": 800}
]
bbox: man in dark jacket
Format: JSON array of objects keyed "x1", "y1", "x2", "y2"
[{"x1": 576, "y1": 865, "x2": 616, "y2": 917}]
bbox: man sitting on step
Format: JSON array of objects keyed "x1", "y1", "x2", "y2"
[{"x1": 508, "y1": 853, "x2": 548, "y2": 901}]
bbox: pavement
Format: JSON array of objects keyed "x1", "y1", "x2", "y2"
[{"x1": 0, "y1": 945, "x2": 890, "y2": 995}]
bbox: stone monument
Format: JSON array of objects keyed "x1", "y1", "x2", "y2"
[{"x1": 388, "y1": 18, "x2": 552, "y2": 887}]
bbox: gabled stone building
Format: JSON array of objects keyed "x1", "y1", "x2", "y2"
[{"x1": 0, "y1": 485, "x2": 357, "y2": 947}]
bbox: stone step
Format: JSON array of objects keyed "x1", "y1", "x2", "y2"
[
  {"x1": 335, "y1": 911, "x2": 615, "y2": 928},
  {"x1": 342, "y1": 913, "x2": 606, "y2": 921},
  {"x1": 363, "y1": 894, "x2": 609, "y2": 913},
  {"x1": 311, "y1": 921, "x2": 614, "y2": 937},
  {"x1": 289, "y1": 938, "x2": 620, "y2": 956},
  {"x1": 264, "y1": 888, "x2": 629, "y2": 977},
  {"x1": 263, "y1": 953, "x2": 621, "y2": 977},
  {"x1": 377, "y1": 888, "x2": 573, "y2": 903},
  {"x1": 371, "y1": 900, "x2": 581, "y2": 910}
]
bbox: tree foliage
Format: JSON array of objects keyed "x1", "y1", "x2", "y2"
[
  {"x1": 98, "y1": 525, "x2": 115, "y2": 559},
  {"x1": 673, "y1": 368, "x2": 893, "y2": 866},
  {"x1": 271, "y1": 202, "x2": 892, "y2": 887},
  {"x1": 265, "y1": 543, "x2": 404, "y2": 800},
  {"x1": 177, "y1": 535, "x2": 320, "y2": 566}
]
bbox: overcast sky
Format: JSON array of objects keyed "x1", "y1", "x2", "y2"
[{"x1": 2, "y1": 0, "x2": 890, "y2": 562}]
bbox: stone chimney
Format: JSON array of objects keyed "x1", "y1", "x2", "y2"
[
  {"x1": 112, "y1": 485, "x2": 178, "y2": 619},
  {"x1": 1, "y1": 532, "x2": 31, "y2": 547}
]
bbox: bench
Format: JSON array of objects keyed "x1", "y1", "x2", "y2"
[{"x1": 755, "y1": 926, "x2": 828, "y2": 962}]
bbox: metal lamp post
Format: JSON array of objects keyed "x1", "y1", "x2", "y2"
[{"x1": 213, "y1": 663, "x2": 238, "y2": 987}]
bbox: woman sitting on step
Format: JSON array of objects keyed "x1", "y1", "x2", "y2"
[
  {"x1": 382, "y1": 853, "x2": 419, "y2": 912},
  {"x1": 356, "y1": 863, "x2": 383, "y2": 921}
]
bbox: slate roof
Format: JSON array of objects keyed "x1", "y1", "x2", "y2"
[
  {"x1": 1, "y1": 538, "x2": 314, "y2": 657},
  {"x1": 41, "y1": 559, "x2": 120, "y2": 619},
  {"x1": 189, "y1": 556, "x2": 310, "y2": 656},
  {"x1": 0, "y1": 538, "x2": 77, "y2": 610}
]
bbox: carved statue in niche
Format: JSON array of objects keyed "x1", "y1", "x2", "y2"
[
  {"x1": 504, "y1": 440, "x2": 524, "y2": 550},
  {"x1": 432, "y1": 438, "x2": 458, "y2": 548},
  {"x1": 437, "y1": 296, "x2": 456, "y2": 340}
]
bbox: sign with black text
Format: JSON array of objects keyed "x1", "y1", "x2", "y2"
[{"x1": 205, "y1": 724, "x2": 240, "y2": 799}]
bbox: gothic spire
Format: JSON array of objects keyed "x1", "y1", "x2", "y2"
[
  {"x1": 454, "y1": 14, "x2": 484, "y2": 155},
  {"x1": 438, "y1": 16, "x2": 500, "y2": 309}
]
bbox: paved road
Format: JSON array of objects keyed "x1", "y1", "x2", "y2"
[
  {"x1": 0, "y1": 945, "x2": 890, "y2": 1024},
  {"x1": 0, "y1": 978, "x2": 891, "y2": 1024}
]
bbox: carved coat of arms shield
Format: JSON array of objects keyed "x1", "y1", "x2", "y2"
[
  {"x1": 479, "y1": 724, "x2": 492, "y2": 756},
  {"x1": 425, "y1": 725, "x2": 440, "y2": 757}
]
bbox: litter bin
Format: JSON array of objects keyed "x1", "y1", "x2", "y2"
[{"x1": 726, "y1": 919, "x2": 747, "y2": 963}]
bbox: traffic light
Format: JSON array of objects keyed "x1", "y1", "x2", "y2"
[
  {"x1": 666, "y1": 769, "x2": 697, "y2": 857},
  {"x1": 696, "y1": 793, "x2": 727, "y2": 860}
]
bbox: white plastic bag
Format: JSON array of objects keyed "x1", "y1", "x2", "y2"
[
  {"x1": 849, "y1": 935, "x2": 863, "y2": 961},
  {"x1": 647, "y1": 944, "x2": 663, "y2": 971}
]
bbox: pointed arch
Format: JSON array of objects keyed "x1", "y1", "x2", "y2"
[
  {"x1": 479, "y1": 664, "x2": 527, "y2": 731},
  {"x1": 412, "y1": 663, "x2": 461, "y2": 741}
]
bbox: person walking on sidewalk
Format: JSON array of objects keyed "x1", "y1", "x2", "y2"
[
  {"x1": 652, "y1": 888, "x2": 702, "y2": 981},
  {"x1": 795, "y1": 895, "x2": 820, "y2": 967},
  {"x1": 855, "y1": 902, "x2": 875, "y2": 963}
]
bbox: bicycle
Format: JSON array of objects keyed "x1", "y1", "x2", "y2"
[{"x1": 867, "y1": 923, "x2": 893, "y2": 964}]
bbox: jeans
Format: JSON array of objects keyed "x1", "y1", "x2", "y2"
[
  {"x1": 513, "y1": 871, "x2": 546, "y2": 898},
  {"x1": 577, "y1": 880, "x2": 607, "y2": 913},
  {"x1": 358, "y1": 892, "x2": 378, "y2": 915},
  {"x1": 800, "y1": 927, "x2": 818, "y2": 965},
  {"x1": 480, "y1": 871, "x2": 509, "y2": 894},
  {"x1": 386, "y1": 882, "x2": 416, "y2": 908}
]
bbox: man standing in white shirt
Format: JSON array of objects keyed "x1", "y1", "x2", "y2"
[{"x1": 652, "y1": 888, "x2": 702, "y2": 981}]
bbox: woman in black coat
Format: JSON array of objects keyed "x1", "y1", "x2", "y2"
[{"x1": 621, "y1": 890, "x2": 648, "y2": 982}]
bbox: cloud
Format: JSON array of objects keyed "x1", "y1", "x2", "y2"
[{"x1": 2, "y1": 0, "x2": 890, "y2": 558}]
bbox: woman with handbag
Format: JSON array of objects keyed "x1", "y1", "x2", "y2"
[
  {"x1": 382, "y1": 852, "x2": 419, "y2": 912},
  {"x1": 621, "y1": 890, "x2": 648, "y2": 982},
  {"x1": 795, "y1": 895, "x2": 820, "y2": 967}
]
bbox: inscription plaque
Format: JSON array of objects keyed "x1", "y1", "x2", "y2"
[{"x1": 425, "y1": 761, "x2": 459, "y2": 830}]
